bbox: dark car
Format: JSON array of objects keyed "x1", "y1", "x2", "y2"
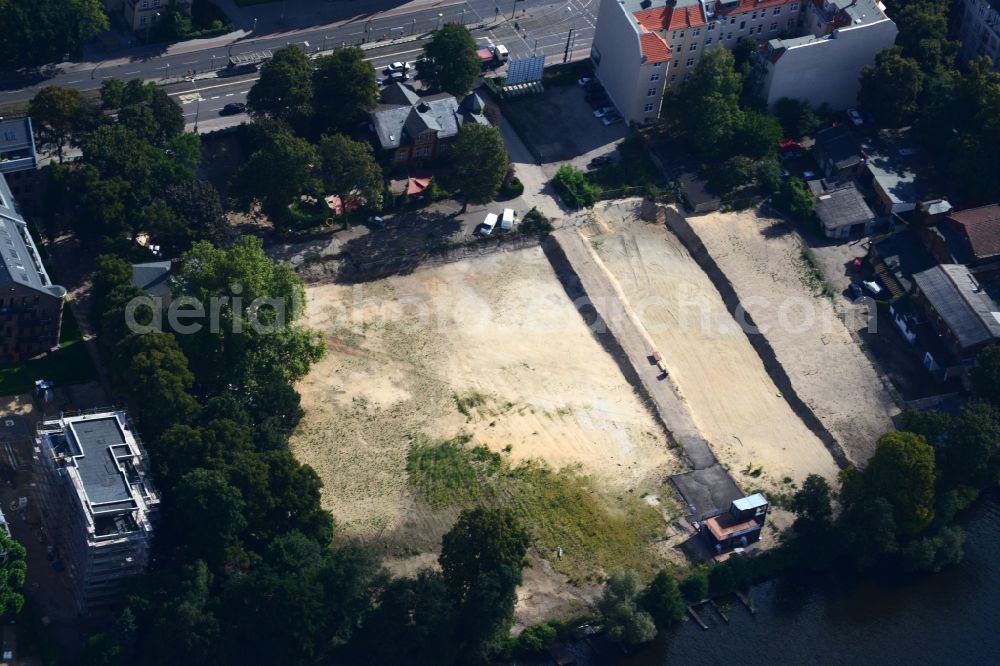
[
  {"x1": 848, "y1": 283, "x2": 863, "y2": 300},
  {"x1": 588, "y1": 154, "x2": 614, "y2": 169},
  {"x1": 220, "y1": 102, "x2": 247, "y2": 116}
]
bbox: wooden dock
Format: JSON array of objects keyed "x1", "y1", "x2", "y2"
[
  {"x1": 736, "y1": 591, "x2": 756, "y2": 615},
  {"x1": 687, "y1": 604, "x2": 709, "y2": 630},
  {"x1": 709, "y1": 599, "x2": 729, "y2": 624}
]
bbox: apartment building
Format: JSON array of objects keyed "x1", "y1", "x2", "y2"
[
  {"x1": 0, "y1": 175, "x2": 65, "y2": 364},
  {"x1": 957, "y1": 0, "x2": 1000, "y2": 69},
  {"x1": 104, "y1": 0, "x2": 192, "y2": 33},
  {"x1": 760, "y1": 0, "x2": 898, "y2": 110},
  {"x1": 591, "y1": 0, "x2": 894, "y2": 123},
  {"x1": 35, "y1": 411, "x2": 159, "y2": 609}
]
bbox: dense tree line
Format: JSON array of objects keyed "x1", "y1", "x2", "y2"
[
  {"x1": 36, "y1": 79, "x2": 227, "y2": 256},
  {"x1": 0, "y1": 0, "x2": 108, "y2": 69},
  {"x1": 859, "y1": 0, "x2": 1000, "y2": 202}
]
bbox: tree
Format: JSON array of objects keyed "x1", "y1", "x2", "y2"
[
  {"x1": 679, "y1": 572, "x2": 708, "y2": 603},
  {"x1": 418, "y1": 23, "x2": 481, "y2": 96},
  {"x1": 317, "y1": 134, "x2": 384, "y2": 212},
  {"x1": 439, "y1": 507, "x2": 530, "y2": 661},
  {"x1": 858, "y1": 47, "x2": 924, "y2": 127},
  {"x1": 773, "y1": 176, "x2": 814, "y2": 223},
  {"x1": 111, "y1": 331, "x2": 200, "y2": 437},
  {"x1": 172, "y1": 469, "x2": 248, "y2": 569},
  {"x1": 639, "y1": 570, "x2": 686, "y2": 629},
  {"x1": 597, "y1": 571, "x2": 657, "y2": 645},
  {"x1": 0, "y1": 0, "x2": 109, "y2": 68},
  {"x1": 841, "y1": 496, "x2": 899, "y2": 570},
  {"x1": 312, "y1": 48, "x2": 378, "y2": 133},
  {"x1": 230, "y1": 131, "x2": 321, "y2": 226},
  {"x1": 450, "y1": 124, "x2": 508, "y2": 211},
  {"x1": 971, "y1": 346, "x2": 1000, "y2": 407},
  {"x1": 29, "y1": 86, "x2": 83, "y2": 161},
  {"x1": 353, "y1": 571, "x2": 457, "y2": 665},
  {"x1": 163, "y1": 180, "x2": 230, "y2": 248},
  {"x1": 674, "y1": 49, "x2": 743, "y2": 158},
  {"x1": 0, "y1": 530, "x2": 27, "y2": 617},
  {"x1": 143, "y1": 561, "x2": 221, "y2": 665},
  {"x1": 938, "y1": 402, "x2": 1000, "y2": 490},
  {"x1": 171, "y1": 236, "x2": 324, "y2": 395},
  {"x1": 792, "y1": 474, "x2": 834, "y2": 533},
  {"x1": 730, "y1": 111, "x2": 782, "y2": 161},
  {"x1": 773, "y1": 97, "x2": 824, "y2": 140},
  {"x1": 100, "y1": 78, "x2": 126, "y2": 109},
  {"x1": 246, "y1": 46, "x2": 314, "y2": 121},
  {"x1": 900, "y1": 526, "x2": 965, "y2": 573},
  {"x1": 863, "y1": 431, "x2": 937, "y2": 536},
  {"x1": 93, "y1": 254, "x2": 134, "y2": 310},
  {"x1": 710, "y1": 155, "x2": 756, "y2": 195}
]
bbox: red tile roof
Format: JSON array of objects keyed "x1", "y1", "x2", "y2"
[
  {"x1": 639, "y1": 32, "x2": 672, "y2": 63},
  {"x1": 634, "y1": 5, "x2": 706, "y2": 31},
  {"x1": 949, "y1": 204, "x2": 1000, "y2": 261}
]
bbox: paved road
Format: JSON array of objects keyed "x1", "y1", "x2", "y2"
[{"x1": 0, "y1": 0, "x2": 597, "y2": 107}]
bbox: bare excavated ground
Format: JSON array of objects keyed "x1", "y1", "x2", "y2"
[
  {"x1": 291, "y1": 246, "x2": 686, "y2": 623},
  {"x1": 579, "y1": 201, "x2": 840, "y2": 493},
  {"x1": 685, "y1": 208, "x2": 898, "y2": 464}
]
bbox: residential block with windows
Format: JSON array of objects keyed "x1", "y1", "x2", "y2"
[
  {"x1": 590, "y1": 0, "x2": 895, "y2": 124},
  {"x1": 956, "y1": 0, "x2": 1000, "y2": 70},
  {"x1": 0, "y1": 174, "x2": 65, "y2": 364},
  {"x1": 34, "y1": 410, "x2": 159, "y2": 609}
]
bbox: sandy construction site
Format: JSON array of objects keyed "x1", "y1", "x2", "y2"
[
  {"x1": 578, "y1": 201, "x2": 840, "y2": 489},
  {"x1": 685, "y1": 208, "x2": 898, "y2": 463},
  {"x1": 292, "y1": 246, "x2": 682, "y2": 543}
]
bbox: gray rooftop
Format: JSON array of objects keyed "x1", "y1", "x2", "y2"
[
  {"x1": 132, "y1": 260, "x2": 173, "y2": 301},
  {"x1": 812, "y1": 179, "x2": 876, "y2": 231},
  {"x1": 863, "y1": 133, "x2": 930, "y2": 207},
  {"x1": 0, "y1": 176, "x2": 66, "y2": 298},
  {"x1": 815, "y1": 125, "x2": 861, "y2": 172},
  {"x1": 66, "y1": 417, "x2": 137, "y2": 512},
  {"x1": 371, "y1": 83, "x2": 488, "y2": 150},
  {"x1": 913, "y1": 264, "x2": 1000, "y2": 350},
  {"x1": 0, "y1": 117, "x2": 35, "y2": 154}
]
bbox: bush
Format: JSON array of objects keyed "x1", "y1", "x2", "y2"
[
  {"x1": 679, "y1": 572, "x2": 708, "y2": 603},
  {"x1": 513, "y1": 623, "x2": 557, "y2": 656},
  {"x1": 500, "y1": 176, "x2": 524, "y2": 198},
  {"x1": 520, "y1": 207, "x2": 553, "y2": 235},
  {"x1": 553, "y1": 164, "x2": 599, "y2": 209}
]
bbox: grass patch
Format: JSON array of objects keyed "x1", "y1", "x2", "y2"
[
  {"x1": 797, "y1": 248, "x2": 834, "y2": 298},
  {"x1": 453, "y1": 390, "x2": 487, "y2": 418},
  {"x1": 0, "y1": 308, "x2": 97, "y2": 396},
  {"x1": 587, "y1": 136, "x2": 672, "y2": 202},
  {"x1": 406, "y1": 436, "x2": 667, "y2": 580}
]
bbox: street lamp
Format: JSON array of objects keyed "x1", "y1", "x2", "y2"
[
  {"x1": 437, "y1": 12, "x2": 444, "y2": 30},
  {"x1": 252, "y1": 17, "x2": 258, "y2": 33}
]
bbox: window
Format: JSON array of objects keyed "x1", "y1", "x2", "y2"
[
  {"x1": 706, "y1": 37, "x2": 713, "y2": 45},
  {"x1": 686, "y1": 58, "x2": 695, "y2": 67},
  {"x1": 679, "y1": 31, "x2": 685, "y2": 38},
  {"x1": 751, "y1": 12, "x2": 757, "y2": 20},
  {"x1": 670, "y1": 74, "x2": 676, "y2": 81},
  {"x1": 757, "y1": 25, "x2": 763, "y2": 34},
  {"x1": 153, "y1": 0, "x2": 161, "y2": 6},
  {"x1": 650, "y1": 72, "x2": 660, "y2": 81},
  {"x1": 693, "y1": 29, "x2": 701, "y2": 36},
  {"x1": 773, "y1": 7, "x2": 781, "y2": 14},
  {"x1": 770, "y1": 22, "x2": 778, "y2": 30},
  {"x1": 645, "y1": 103, "x2": 655, "y2": 113},
  {"x1": 140, "y1": 16, "x2": 148, "y2": 25},
  {"x1": 689, "y1": 43, "x2": 698, "y2": 51},
  {"x1": 791, "y1": 3, "x2": 799, "y2": 10},
  {"x1": 647, "y1": 88, "x2": 657, "y2": 97},
  {"x1": 730, "y1": 17, "x2": 735, "y2": 24},
  {"x1": 727, "y1": 32, "x2": 733, "y2": 39},
  {"x1": 708, "y1": 22, "x2": 716, "y2": 31},
  {"x1": 654, "y1": 61, "x2": 664, "y2": 67},
  {"x1": 673, "y1": 60, "x2": 680, "y2": 67},
  {"x1": 740, "y1": 21, "x2": 746, "y2": 29},
  {"x1": 141, "y1": 0, "x2": 149, "y2": 8}
]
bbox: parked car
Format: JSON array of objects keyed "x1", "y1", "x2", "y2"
[
  {"x1": 368, "y1": 215, "x2": 385, "y2": 228},
  {"x1": 219, "y1": 102, "x2": 247, "y2": 115},
  {"x1": 589, "y1": 154, "x2": 614, "y2": 169},
  {"x1": 847, "y1": 108, "x2": 864, "y2": 126},
  {"x1": 478, "y1": 212, "x2": 498, "y2": 236},
  {"x1": 593, "y1": 106, "x2": 615, "y2": 118},
  {"x1": 780, "y1": 169, "x2": 791, "y2": 178},
  {"x1": 779, "y1": 139, "x2": 803, "y2": 153},
  {"x1": 384, "y1": 61, "x2": 409, "y2": 74},
  {"x1": 802, "y1": 170, "x2": 817, "y2": 179},
  {"x1": 501, "y1": 208, "x2": 515, "y2": 231},
  {"x1": 848, "y1": 282, "x2": 863, "y2": 300},
  {"x1": 577, "y1": 76, "x2": 593, "y2": 87},
  {"x1": 862, "y1": 280, "x2": 883, "y2": 296},
  {"x1": 602, "y1": 113, "x2": 623, "y2": 126},
  {"x1": 588, "y1": 97, "x2": 611, "y2": 110}
]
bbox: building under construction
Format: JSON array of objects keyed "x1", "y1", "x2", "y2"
[{"x1": 34, "y1": 410, "x2": 159, "y2": 609}]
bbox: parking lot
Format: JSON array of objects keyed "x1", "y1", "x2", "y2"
[{"x1": 501, "y1": 82, "x2": 630, "y2": 163}]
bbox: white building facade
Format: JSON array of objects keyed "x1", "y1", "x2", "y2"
[{"x1": 591, "y1": 0, "x2": 896, "y2": 123}]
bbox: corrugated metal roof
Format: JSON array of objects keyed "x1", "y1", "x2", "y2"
[{"x1": 913, "y1": 264, "x2": 1000, "y2": 350}]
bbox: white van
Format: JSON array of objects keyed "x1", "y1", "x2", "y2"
[
  {"x1": 494, "y1": 45, "x2": 509, "y2": 62},
  {"x1": 501, "y1": 208, "x2": 515, "y2": 231},
  {"x1": 479, "y1": 212, "x2": 498, "y2": 236}
]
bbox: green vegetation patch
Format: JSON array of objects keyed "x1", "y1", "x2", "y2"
[
  {"x1": 588, "y1": 137, "x2": 671, "y2": 202},
  {"x1": 407, "y1": 436, "x2": 665, "y2": 580}
]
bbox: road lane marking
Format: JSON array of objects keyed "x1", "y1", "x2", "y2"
[{"x1": 124, "y1": 70, "x2": 140, "y2": 75}]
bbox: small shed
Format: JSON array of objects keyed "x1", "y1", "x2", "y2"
[
  {"x1": 810, "y1": 178, "x2": 876, "y2": 240},
  {"x1": 701, "y1": 493, "x2": 769, "y2": 553}
]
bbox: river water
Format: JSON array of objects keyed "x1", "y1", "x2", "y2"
[{"x1": 570, "y1": 491, "x2": 1000, "y2": 666}]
